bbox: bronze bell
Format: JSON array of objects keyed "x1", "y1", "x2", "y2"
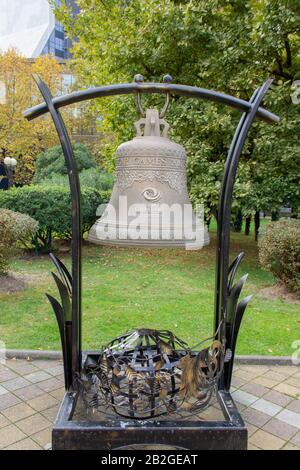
[{"x1": 88, "y1": 107, "x2": 209, "y2": 249}]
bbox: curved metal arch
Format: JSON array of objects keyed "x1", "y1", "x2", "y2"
[
  {"x1": 23, "y1": 82, "x2": 279, "y2": 124},
  {"x1": 215, "y1": 79, "x2": 274, "y2": 390},
  {"x1": 24, "y1": 76, "x2": 279, "y2": 392},
  {"x1": 32, "y1": 75, "x2": 82, "y2": 387}
]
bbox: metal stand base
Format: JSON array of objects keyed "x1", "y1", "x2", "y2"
[{"x1": 52, "y1": 353, "x2": 247, "y2": 450}]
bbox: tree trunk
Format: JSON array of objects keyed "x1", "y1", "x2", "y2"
[
  {"x1": 232, "y1": 209, "x2": 243, "y2": 232},
  {"x1": 254, "y1": 211, "x2": 260, "y2": 241},
  {"x1": 245, "y1": 215, "x2": 251, "y2": 235},
  {"x1": 271, "y1": 210, "x2": 279, "y2": 221}
]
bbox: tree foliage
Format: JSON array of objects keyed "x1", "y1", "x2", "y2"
[
  {"x1": 33, "y1": 143, "x2": 96, "y2": 183},
  {"x1": 0, "y1": 50, "x2": 63, "y2": 185},
  {"x1": 56, "y1": 0, "x2": 300, "y2": 221},
  {"x1": 0, "y1": 185, "x2": 103, "y2": 252}
]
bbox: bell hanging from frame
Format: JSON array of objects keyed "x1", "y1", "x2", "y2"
[{"x1": 88, "y1": 107, "x2": 209, "y2": 249}]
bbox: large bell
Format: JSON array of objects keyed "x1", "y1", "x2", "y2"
[{"x1": 88, "y1": 108, "x2": 209, "y2": 249}]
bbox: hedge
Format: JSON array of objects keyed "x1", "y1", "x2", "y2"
[
  {"x1": 258, "y1": 218, "x2": 300, "y2": 294},
  {"x1": 0, "y1": 185, "x2": 105, "y2": 252},
  {"x1": 0, "y1": 209, "x2": 38, "y2": 273}
]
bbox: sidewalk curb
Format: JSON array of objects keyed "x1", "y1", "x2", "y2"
[{"x1": 4, "y1": 349, "x2": 299, "y2": 366}]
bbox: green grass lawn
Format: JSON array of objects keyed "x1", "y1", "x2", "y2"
[{"x1": 0, "y1": 222, "x2": 299, "y2": 355}]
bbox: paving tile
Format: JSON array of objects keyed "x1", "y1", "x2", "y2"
[
  {"x1": 282, "y1": 443, "x2": 300, "y2": 450},
  {"x1": 263, "y1": 390, "x2": 292, "y2": 407},
  {"x1": 1, "y1": 376, "x2": 30, "y2": 392},
  {"x1": 274, "y1": 383, "x2": 300, "y2": 398},
  {"x1": 248, "y1": 443, "x2": 261, "y2": 450},
  {"x1": 24, "y1": 371, "x2": 52, "y2": 384},
  {"x1": 2, "y1": 403, "x2": 36, "y2": 423},
  {"x1": 0, "y1": 413, "x2": 10, "y2": 428},
  {"x1": 270, "y1": 366, "x2": 298, "y2": 377},
  {"x1": 31, "y1": 426, "x2": 52, "y2": 448},
  {"x1": 0, "y1": 385, "x2": 7, "y2": 396},
  {"x1": 6, "y1": 361, "x2": 38, "y2": 375},
  {"x1": 252, "y1": 376, "x2": 279, "y2": 389},
  {"x1": 0, "y1": 392, "x2": 21, "y2": 411},
  {"x1": 263, "y1": 370, "x2": 284, "y2": 384},
  {"x1": 45, "y1": 365, "x2": 64, "y2": 377},
  {"x1": 249, "y1": 429, "x2": 285, "y2": 450},
  {"x1": 49, "y1": 386, "x2": 65, "y2": 400},
  {"x1": 0, "y1": 369, "x2": 18, "y2": 382},
  {"x1": 27, "y1": 394, "x2": 59, "y2": 412},
  {"x1": 14, "y1": 384, "x2": 45, "y2": 401},
  {"x1": 242, "y1": 408, "x2": 271, "y2": 427},
  {"x1": 41, "y1": 405, "x2": 59, "y2": 421},
  {"x1": 0, "y1": 424, "x2": 26, "y2": 449},
  {"x1": 291, "y1": 430, "x2": 300, "y2": 447},
  {"x1": 262, "y1": 418, "x2": 298, "y2": 440},
  {"x1": 16, "y1": 413, "x2": 51, "y2": 436},
  {"x1": 245, "y1": 423, "x2": 258, "y2": 437},
  {"x1": 286, "y1": 400, "x2": 300, "y2": 413},
  {"x1": 4, "y1": 437, "x2": 42, "y2": 450},
  {"x1": 277, "y1": 409, "x2": 300, "y2": 428},
  {"x1": 37, "y1": 377, "x2": 63, "y2": 392},
  {"x1": 231, "y1": 377, "x2": 246, "y2": 389},
  {"x1": 234, "y1": 369, "x2": 258, "y2": 382},
  {"x1": 235, "y1": 401, "x2": 246, "y2": 413},
  {"x1": 232, "y1": 389, "x2": 258, "y2": 406},
  {"x1": 241, "y1": 382, "x2": 269, "y2": 397},
  {"x1": 285, "y1": 377, "x2": 300, "y2": 388},
  {"x1": 250, "y1": 398, "x2": 282, "y2": 417},
  {"x1": 32, "y1": 360, "x2": 61, "y2": 371}
]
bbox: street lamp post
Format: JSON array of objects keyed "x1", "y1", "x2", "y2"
[{"x1": 3, "y1": 157, "x2": 17, "y2": 188}]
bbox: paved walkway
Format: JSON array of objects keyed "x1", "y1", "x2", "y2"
[{"x1": 0, "y1": 358, "x2": 299, "y2": 450}]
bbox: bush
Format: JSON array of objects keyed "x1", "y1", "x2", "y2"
[
  {"x1": 258, "y1": 219, "x2": 300, "y2": 293},
  {"x1": 33, "y1": 143, "x2": 97, "y2": 183},
  {"x1": 0, "y1": 209, "x2": 38, "y2": 274},
  {"x1": 0, "y1": 185, "x2": 104, "y2": 252},
  {"x1": 43, "y1": 167, "x2": 114, "y2": 196}
]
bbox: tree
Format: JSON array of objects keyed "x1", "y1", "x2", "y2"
[
  {"x1": 0, "y1": 50, "x2": 62, "y2": 185},
  {"x1": 56, "y1": 0, "x2": 300, "y2": 225},
  {"x1": 33, "y1": 143, "x2": 96, "y2": 183}
]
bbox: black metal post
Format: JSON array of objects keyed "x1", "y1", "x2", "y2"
[{"x1": 32, "y1": 75, "x2": 82, "y2": 386}]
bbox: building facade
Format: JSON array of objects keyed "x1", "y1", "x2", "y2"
[{"x1": 0, "y1": 0, "x2": 78, "y2": 60}]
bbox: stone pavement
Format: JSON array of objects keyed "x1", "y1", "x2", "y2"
[{"x1": 0, "y1": 358, "x2": 299, "y2": 450}]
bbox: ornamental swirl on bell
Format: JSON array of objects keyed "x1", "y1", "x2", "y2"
[{"x1": 88, "y1": 107, "x2": 209, "y2": 248}]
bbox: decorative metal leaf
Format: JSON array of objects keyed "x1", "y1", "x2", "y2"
[
  {"x1": 227, "y1": 251, "x2": 245, "y2": 292},
  {"x1": 159, "y1": 387, "x2": 168, "y2": 399},
  {"x1": 99, "y1": 357, "x2": 109, "y2": 374},
  {"x1": 49, "y1": 253, "x2": 72, "y2": 295},
  {"x1": 158, "y1": 340, "x2": 173, "y2": 355},
  {"x1": 125, "y1": 366, "x2": 137, "y2": 380},
  {"x1": 51, "y1": 272, "x2": 72, "y2": 321},
  {"x1": 226, "y1": 274, "x2": 248, "y2": 323},
  {"x1": 154, "y1": 360, "x2": 164, "y2": 371},
  {"x1": 113, "y1": 366, "x2": 123, "y2": 377},
  {"x1": 45, "y1": 294, "x2": 64, "y2": 340}
]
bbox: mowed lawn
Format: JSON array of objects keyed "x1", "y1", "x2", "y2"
[{"x1": 0, "y1": 224, "x2": 299, "y2": 355}]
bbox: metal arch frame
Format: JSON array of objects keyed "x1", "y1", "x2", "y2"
[{"x1": 24, "y1": 77, "x2": 279, "y2": 395}]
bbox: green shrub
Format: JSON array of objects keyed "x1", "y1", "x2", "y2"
[
  {"x1": 43, "y1": 167, "x2": 114, "y2": 197},
  {"x1": 258, "y1": 218, "x2": 300, "y2": 293},
  {"x1": 0, "y1": 185, "x2": 103, "y2": 252},
  {"x1": 33, "y1": 143, "x2": 97, "y2": 183},
  {"x1": 0, "y1": 209, "x2": 38, "y2": 274}
]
